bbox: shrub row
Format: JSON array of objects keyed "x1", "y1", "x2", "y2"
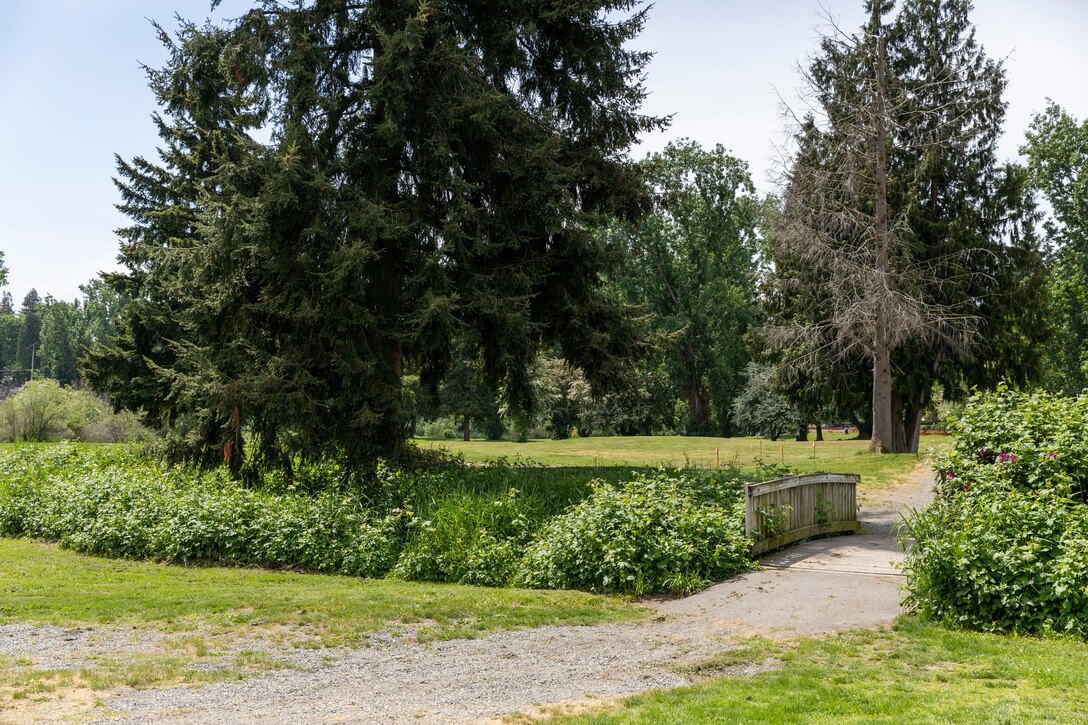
[
  {"x1": 0, "y1": 444, "x2": 754, "y2": 595},
  {"x1": 0, "y1": 445, "x2": 406, "y2": 577},
  {"x1": 902, "y1": 387, "x2": 1088, "y2": 638}
]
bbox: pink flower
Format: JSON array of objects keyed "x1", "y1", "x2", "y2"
[{"x1": 947, "y1": 472, "x2": 956, "y2": 480}]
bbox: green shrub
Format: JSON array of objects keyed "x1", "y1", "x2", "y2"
[
  {"x1": 0, "y1": 382, "x2": 150, "y2": 443},
  {"x1": 393, "y1": 489, "x2": 539, "y2": 586},
  {"x1": 417, "y1": 416, "x2": 462, "y2": 440},
  {"x1": 931, "y1": 385, "x2": 1088, "y2": 501},
  {"x1": 0, "y1": 444, "x2": 407, "y2": 577},
  {"x1": 902, "y1": 387, "x2": 1088, "y2": 638},
  {"x1": 0, "y1": 446, "x2": 756, "y2": 594},
  {"x1": 515, "y1": 471, "x2": 753, "y2": 595}
]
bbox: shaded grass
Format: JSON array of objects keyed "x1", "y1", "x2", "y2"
[
  {"x1": 543, "y1": 617, "x2": 1088, "y2": 724},
  {"x1": 413, "y1": 434, "x2": 938, "y2": 489},
  {"x1": 0, "y1": 538, "x2": 646, "y2": 644}
]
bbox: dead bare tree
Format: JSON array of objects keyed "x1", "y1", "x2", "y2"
[{"x1": 765, "y1": 3, "x2": 995, "y2": 453}]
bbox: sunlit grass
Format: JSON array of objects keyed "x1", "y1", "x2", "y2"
[
  {"x1": 413, "y1": 434, "x2": 941, "y2": 489},
  {"x1": 0, "y1": 538, "x2": 645, "y2": 644},
  {"x1": 539, "y1": 617, "x2": 1088, "y2": 724}
]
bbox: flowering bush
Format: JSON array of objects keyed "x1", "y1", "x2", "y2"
[{"x1": 903, "y1": 387, "x2": 1088, "y2": 638}]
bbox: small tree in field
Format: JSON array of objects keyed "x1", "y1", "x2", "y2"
[{"x1": 0, "y1": 380, "x2": 72, "y2": 442}]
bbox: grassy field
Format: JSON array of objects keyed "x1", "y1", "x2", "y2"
[
  {"x1": 0, "y1": 538, "x2": 643, "y2": 644},
  {"x1": 414, "y1": 434, "x2": 941, "y2": 489},
  {"x1": 0, "y1": 536, "x2": 644, "y2": 713},
  {"x1": 542, "y1": 618, "x2": 1088, "y2": 724}
]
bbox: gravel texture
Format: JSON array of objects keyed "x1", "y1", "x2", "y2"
[{"x1": 5, "y1": 465, "x2": 935, "y2": 724}]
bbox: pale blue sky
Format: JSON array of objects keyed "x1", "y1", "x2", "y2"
[{"x1": 1, "y1": 1, "x2": 1085, "y2": 305}]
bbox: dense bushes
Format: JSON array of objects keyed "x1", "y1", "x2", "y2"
[
  {"x1": 0, "y1": 444, "x2": 755, "y2": 595},
  {"x1": 0, "y1": 380, "x2": 148, "y2": 443},
  {"x1": 0, "y1": 445, "x2": 407, "y2": 577},
  {"x1": 517, "y1": 473, "x2": 753, "y2": 595},
  {"x1": 902, "y1": 387, "x2": 1088, "y2": 638}
]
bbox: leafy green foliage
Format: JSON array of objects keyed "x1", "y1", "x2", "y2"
[
  {"x1": 1023, "y1": 103, "x2": 1088, "y2": 395},
  {"x1": 608, "y1": 140, "x2": 761, "y2": 436},
  {"x1": 394, "y1": 489, "x2": 538, "y2": 587},
  {"x1": 0, "y1": 446, "x2": 755, "y2": 596},
  {"x1": 516, "y1": 471, "x2": 753, "y2": 595},
  {"x1": 37, "y1": 298, "x2": 83, "y2": 384},
  {"x1": 0, "y1": 381, "x2": 148, "y2": 443},
  {"x1": 902, "y1": 388, "x2": 1088, "y2": 637},
  {"x1": 731, "y1": 363, "x2": 800, "y2": 440},
  {"x1": 0, "y1": 445, "x2": 407, "y2": 577},
  {"x1": 88, "y1": 1, "x2": 663, "y2": 473},
  {"x1": 0, "y1": 380, "x2": 72, "y2": 441}
]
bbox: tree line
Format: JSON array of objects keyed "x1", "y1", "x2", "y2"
[{"x1": 5, "y1": 0, "x2": 1086, "y2": 472}]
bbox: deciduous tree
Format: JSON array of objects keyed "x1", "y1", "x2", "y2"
[
  {"x1": 609, "y1": 140, "x2": 761, "y2": 436},
  {"x1": 1023, "y1": 103, "x2": 1088, "y2": 394}
]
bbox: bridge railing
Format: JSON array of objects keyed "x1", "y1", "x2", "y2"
[{"x1": 744, "y1": 472, "x2": 860, "y2": 556}]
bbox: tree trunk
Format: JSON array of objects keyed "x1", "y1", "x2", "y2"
[
  {"x1": 462, "y1": 414, "x2": 470, "y2": 442},
  {"x1": 681, "y1": 371, "x2": 709, "y2": 431},
  {"x1": 815, "y1": 423, "x2": 824, "y2": 441},
  {"x1": 224, "y1": 405, "x2": 243, "y2": 480},
  {"x1": 871, "y1": 339, "x2": 894, "y2": 453},
  {"x1": 796, "y1": 423, "x2": 809, "y2": 442},
  {"x1": 851, "y1": 414, "x2": 873, "y2": 440},
  {"x1": 892, "y1": 391, "x2": 926, "y2": 454},
  {"x1": 869, "y1": 27, "x2": 895, "y2": 455}
]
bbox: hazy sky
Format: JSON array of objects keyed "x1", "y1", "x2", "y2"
[{"x1": 1, "y1": 0, "x2": 1085, "y2": 305}]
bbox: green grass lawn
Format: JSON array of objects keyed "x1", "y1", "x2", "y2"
[
  {"x1": 0, "y1": 538, "x2": 643, "y2": 644},
  {"x1": 0, "y1": 537, "x2": 644, "y2": 713},
  {"x1": 542, "y1": 617, "x2": 1088, "y2": 724},
  {"x1": 413, "y1": 434, "x2": 942, "y2": 489}
]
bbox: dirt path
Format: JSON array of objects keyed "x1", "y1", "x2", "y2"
[{"x1": 8, "y1": 465, "x2": 935, "y2": 724}]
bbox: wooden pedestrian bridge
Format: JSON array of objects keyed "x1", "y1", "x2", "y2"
[{"x1": 744, "y1": 472, "x2": 861, "y2": 556}]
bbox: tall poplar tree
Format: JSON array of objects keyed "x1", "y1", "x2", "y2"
[
  {"x1": 1023, "y1": 103, "x2": 1088, "y2": 394},
  {"x1": 88, "y1": 1, "x2": 663, "y2": 474}
]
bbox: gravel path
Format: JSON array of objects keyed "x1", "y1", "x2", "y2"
[{"x1": 6, "y1": 464, "x2": 935, "y2": 724}]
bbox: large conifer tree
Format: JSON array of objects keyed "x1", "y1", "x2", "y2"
[
  {"x1": 87, "y1": 1, "x2": 662, "y2": 473},
  {"x1": 764, "y1": 0, "x2": 1047, "y2": 453}
]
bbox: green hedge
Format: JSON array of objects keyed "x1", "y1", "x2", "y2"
[
  {"x1": 0, "y1": 444, "x2": 406, "y2": 577},
  {"x1": 903, "y1": 387, "x2": 1088, "y2": 638},
  {"x1": 0, "y1": 444, "x2": 753, "y2": 595}
]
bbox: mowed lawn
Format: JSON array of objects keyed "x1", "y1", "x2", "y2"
[
  {"x1": 0, "y1": 539, "x2": 643, "y2": 643},
  {"x1": 546, "y1": 617, "x2": 1088, "y2": 725},
  {"x1": 414, "y1": 433, "x2": 942, "y2": 488}
]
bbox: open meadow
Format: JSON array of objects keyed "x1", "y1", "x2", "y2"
[{"x1": 413, "y1": 433, "x2": 939, "y2": 489}]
